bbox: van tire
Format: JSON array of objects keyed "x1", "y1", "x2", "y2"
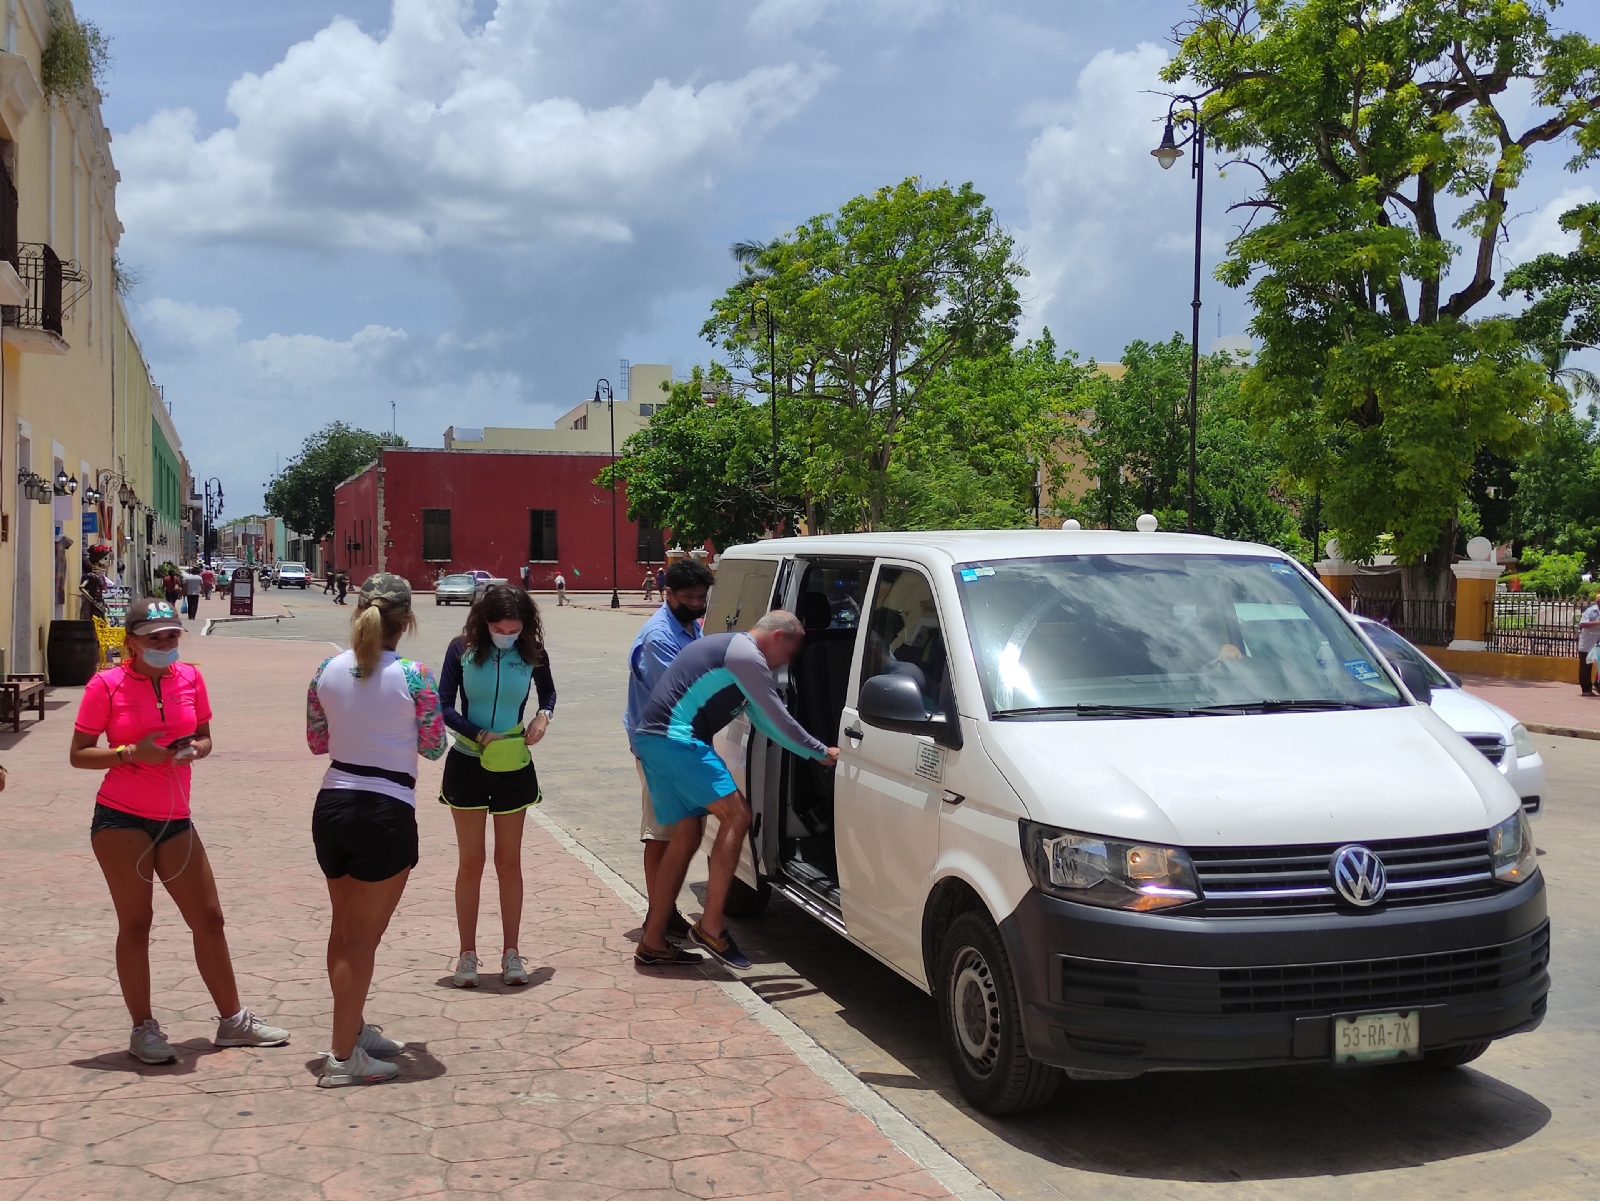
[
  {"x1": 936, "y1": 910, "x2": 1061, "y2": 1114},
  {"x1": 722, "y1": 876, "x2": 771, "y2": 918},
  {"x1": 1421, "y1": 1042, "x2": 1490, "y2": 1068}
]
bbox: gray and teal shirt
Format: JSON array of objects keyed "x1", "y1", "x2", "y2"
[{"x1": 635, "y1": 632, "x2": 829, "y2": 760}]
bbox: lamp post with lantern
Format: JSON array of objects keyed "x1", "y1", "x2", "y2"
[
  {"x1": 1151, "y1": 93, "x2": 1208, "y2": 534},
  {"x1": 594, "y1": 378, "x2": 620, "y2": 609}
]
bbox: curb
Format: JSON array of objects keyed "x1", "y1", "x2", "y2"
[
  {"x1": 527, "y1": 808, "x2": 1002, "y2": 1201},
  {"x1": 1526, "y1": 721, "x2": 1600, "y2": 742}
]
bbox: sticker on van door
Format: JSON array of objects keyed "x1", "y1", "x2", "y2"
[{"x1": 914, "y1": 742, "x2": 944, "y2": 783}]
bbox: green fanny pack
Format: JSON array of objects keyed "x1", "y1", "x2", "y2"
[{"x1": 476, "y1": 729, "x2": 530, "y2": 773}]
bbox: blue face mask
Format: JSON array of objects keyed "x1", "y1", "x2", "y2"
[
  {"x1": 141, "y1": 647, "x2": 180, "y2": 669},
  {"x1": 490, "y1": 631, "x2": 519, "y2": 651}
]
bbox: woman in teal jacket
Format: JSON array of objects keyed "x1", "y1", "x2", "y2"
[{"x1": 437, "y1": 585, "x2": 556, "y2": 987}]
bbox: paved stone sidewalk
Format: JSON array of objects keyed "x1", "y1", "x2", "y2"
[
  {"x1": 0, "y1": 635, "x2": 950, "y2": 1200},
  {"x1": 1460, "y1": 672, "x2": 1600, "y2": 737}
]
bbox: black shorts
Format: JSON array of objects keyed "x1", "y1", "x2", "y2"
[
  {"x1": 312, "y1": 788, "x2": 419, "y2": 882},
  {"x1": 90, "y1": 801, "x2": 192, "y2": 846},
  {"x1": 439, "y1": 747, "x2": 541, "y2": 815}
]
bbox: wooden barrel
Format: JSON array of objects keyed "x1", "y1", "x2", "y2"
[{"x1": 47, "y1": 620, "x2": 99, "y2": 686}]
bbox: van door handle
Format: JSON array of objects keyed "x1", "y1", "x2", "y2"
[{"x1": 844, "y1": 725, "x2": 864, "y2": 741}]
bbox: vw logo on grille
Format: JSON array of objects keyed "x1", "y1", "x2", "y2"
[{"x1": 1330, "y1": 845, "x2": 1388, "y2": 907}]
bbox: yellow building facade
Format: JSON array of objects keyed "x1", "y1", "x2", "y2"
[{"x1": 0, "y1": 1, "x2": 175, "y2": 672}]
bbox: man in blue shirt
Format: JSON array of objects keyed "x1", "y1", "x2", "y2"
[{"x1": 624, "y1": 558, "x2": 715, "y2": 941}]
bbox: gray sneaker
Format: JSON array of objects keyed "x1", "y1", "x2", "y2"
[
  {"x1": 129, "y1": 1018, "x2": 177, "y2": 1064},
  {"x1": 453, "y1": 951, "x2": 479, "y2": 988},
  {"x1": 502, "y1": 950, "x2": 530, "y2": 986},
  {"x1": 214, "y1": 1008, "x2": 291, "y2": 1048},
  {"x1": 318, "y1": 1045, "x2": 399, "y2": 1088},
  {"x1": 357, "y1": 1023, "x2": 404, "y2": 1058}
]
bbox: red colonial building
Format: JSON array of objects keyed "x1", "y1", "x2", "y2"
[{"x1": 330, "y1": 448, "x2": 663, "y2": 592}]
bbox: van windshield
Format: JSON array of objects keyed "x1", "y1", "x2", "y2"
[{"x1": 952, "y1": 554, "x2": 1403, "y2": 718}]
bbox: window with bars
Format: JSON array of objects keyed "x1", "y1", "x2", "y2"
[
  {"x1": 529, "y1": 509, "x2": 558, "y2": 561},
  {"x1": 422, "y1": 509, "x2": 452, "y2": 561}
]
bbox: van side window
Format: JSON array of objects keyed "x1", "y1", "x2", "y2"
[
  {"x1": 862, "y1": 567, "x2": 948, "y2": 714},
  {"x1": 705, "y1": 558, "x2": 780, "y2": 633}
]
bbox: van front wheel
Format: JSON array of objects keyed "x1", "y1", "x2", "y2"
[{"x1": 936, "y1": 910, "x2": 1061, "y2": 1114}]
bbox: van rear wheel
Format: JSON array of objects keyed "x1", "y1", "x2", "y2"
[
  {"x1": 722, "y1": 876, "x2": 771, "y2": 918},
  {"x1": 936, "y1": 910, "x2": 1061, "y2": 1114}
]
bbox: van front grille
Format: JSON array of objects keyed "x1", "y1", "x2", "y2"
[
  {"x1": 1058, "y1": 922, "x2": 1549, "y2": 1017},
  {"x1": 1191, "y1": 832, "x2": 1497, "y2": 916}
]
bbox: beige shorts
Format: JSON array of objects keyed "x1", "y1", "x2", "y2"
[{"x1": 637, "y1": 758, "x2": 672, "y2": 842}]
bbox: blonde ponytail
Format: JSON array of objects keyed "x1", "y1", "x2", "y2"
[{"x1": 351, "y1": 599, "x2": 416, "y2": 677}]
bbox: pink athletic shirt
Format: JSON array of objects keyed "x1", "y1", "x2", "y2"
[{"x1": 74, "y1": 662, "x2": 212, "y2": 819}]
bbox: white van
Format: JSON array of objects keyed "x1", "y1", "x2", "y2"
[{"x1": 703, "y1": 531, "x2": 1549, "y2": 1114}]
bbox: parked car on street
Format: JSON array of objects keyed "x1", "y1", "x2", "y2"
[
  {"x1": 1355, "y1": 617, "x2": 1545, "y2": 816},
  {"x1": 435, "y1": 573, "x2": 478, "y2": 605},
  {"x1": 272, "y1": 561, "x2": 310, "y2": 589},
  {"x1": 702, "y1": 530, "x2": 1547, "y2": 1115},
  {"x1": 467, "y1": 570, "x2": 507, "y2": 595}
]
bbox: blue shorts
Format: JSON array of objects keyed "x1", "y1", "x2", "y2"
[{"x1": 634, "y1": 733, "x2": 737, "y2": 828}]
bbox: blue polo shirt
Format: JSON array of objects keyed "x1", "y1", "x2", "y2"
[{"x1": 623, "y1": 604, "x2": 701, "y2": 755}]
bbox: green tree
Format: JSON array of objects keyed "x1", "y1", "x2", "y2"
[
  {"x1": 1070, "y1": 336, "x2": 1308, "y2": 552},
  {"x1": 1509, "y1": 403, "x2": 1600, "y2": 566},
  {"x1": 1502, "y1": 201, "x2": 1600, "y2": 398},
  {"x1": 264, "y1": 422, "x2": 406, "y2": 543},
  {"x1": 1169, "y1": 0, "x2": 1597, "y2": 601},
  {"x1": 703, "y1": 178, "x2": 1025, "y2": 529}
]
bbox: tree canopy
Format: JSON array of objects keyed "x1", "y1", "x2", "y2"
[
  {"x1": 264, "y1": 422, "x2": 405, "y2": 542},
  {"x1": 1169, "y1": 0, "x2": 1599, "y2": 592}
]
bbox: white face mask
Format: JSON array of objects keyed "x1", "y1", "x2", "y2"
[
  {"x1": 490, "y1": 631, "x2": 519, "y2": 650},
  {"x1": 141, "y1": 646, "x2": 180, "y2": 669}
]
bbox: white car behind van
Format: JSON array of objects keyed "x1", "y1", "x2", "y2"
[{"x1": 702, "y1": 531, "x2": 1548, "y2": 1114}]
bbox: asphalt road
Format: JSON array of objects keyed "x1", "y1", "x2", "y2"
[{"x1": 212, "y1": 588, "x2": 1600, "y2": 1200}]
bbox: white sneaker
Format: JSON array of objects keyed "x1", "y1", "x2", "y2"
[
  {"x1": 317, "y1": 1045, "x2": 400, "y2": 1088},
  {"x1": 357, "y1": 1023, "x2": 404, "y2": 1058},
  {"x1": 214, "y1": 1008, "x2": 291, "y2": 1048},
  {"x1": 502, "y1": 950, "x2": 530, "y2": 986},
  {"x1": 453, "y1": 951, "x2": 479, "y2": 988},
  {"x1": 129, "y1": 1018, "x2": 176, "y2": 1065}
]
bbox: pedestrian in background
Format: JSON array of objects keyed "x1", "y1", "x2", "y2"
[
  {"x1": 437, "y1": 585, "x2": 556, "y2": 988},
  {"x1": 623, "y1": 558, "x2": 714, "y2": 945},
  {"x1": 1580, "y1": 596, "x2": 1600, "y2": 696},
  {"x1": 182, "y1": 566, "x2": 202, "y2": 621},
  {"x1": 69, "y1": 598, "x2": 290, "y2": 1064},
  {"x1": 201, "y1": 564, "x2": 215, "y2": 599},
  {"x1": 163, "y1": 567, "x2": 182, "y2": 610},
  {"x1": 554, "y1": 571, "x2": 568, "y2": 606},
  {"x1": 306, "y1": 573, "x2": 445, "y2": 1087},
  {"x1": 641, "y1": 572, "x2": 655, "y2": 602},
  {"x1": 336, "y1": 572, "x2": 350, "y2": 606}
]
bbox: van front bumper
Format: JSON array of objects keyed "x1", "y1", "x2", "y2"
[{"x1": 998, "y1": 874, "x2": 1549, "y2": 1074}]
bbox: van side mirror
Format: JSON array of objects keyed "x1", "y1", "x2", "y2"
[
  {"x1": 859, "y1": 672, "x2": 960, "y2": 747},
  {"x1": 1394, "y1": 659, "x2": 1433, "y2": 705}
]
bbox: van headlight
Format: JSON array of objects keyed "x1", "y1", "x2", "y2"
[
  {"x1": 1019, "y1": 821, "x2": 1200, "y2": 911},
  {"x1": 1489, "y1": 810, "x2": 1538, "y2": 885},
  {"x1": 1512, "y1": 723, "x2": 1536, "y2": 759}
]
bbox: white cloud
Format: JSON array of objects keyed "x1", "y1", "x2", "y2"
[
  {"x1": 747, "y1": 0, "x2": 946, "y2": 38},
  {"x1": 1507, "y1": 186, "x2": 1599, "y2": 264},
  {"x1": 117, "y1": 0, "x2": 829, "y2": 255}
]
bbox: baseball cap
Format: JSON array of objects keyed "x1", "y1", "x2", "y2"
[
  {"x1": 359, "y1": 572, "x2": 412, "y2": 608},
  {"x1": 126, "y1": 597, "x2": 185, "y2": 635}
]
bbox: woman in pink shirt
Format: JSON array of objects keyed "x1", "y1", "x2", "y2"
[{"x1": 69, "y1": 597, "x2": 289, "y2": 1066}]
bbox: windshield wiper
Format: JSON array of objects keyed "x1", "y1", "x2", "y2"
[
  {"x1": 1188, "y1": 699, "x2": 1393, "y2": 714},
  {"x1": 992, "y1": 704, "x2": 1200, "y2": 719}
]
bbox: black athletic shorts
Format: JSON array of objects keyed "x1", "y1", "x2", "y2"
[
  {"x1": 90, "y1": 801, "x2": 192, "y2": 846},
  {"x1": 438, "y1": 747, "x2": 541, "y2": 815},
  {"x1": 312, "y1": 788, "x2": 419, "y2": 882}
]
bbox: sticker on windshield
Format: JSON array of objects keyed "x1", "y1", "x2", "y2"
[
  {"x1": 1342, "y1": 658, "x2": 1382, "y2": 683},
  {"x1": 959, "y1": 566, "x2": 996, "y2": 582},
  {"x1": 1235, "y1": 603, "x2": 1310, "y2": 622},
  {"x1": 1270, "y1": 563, "x2": 1296, "y2": 575}
]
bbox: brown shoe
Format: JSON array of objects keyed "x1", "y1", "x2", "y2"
[{"x1": 634, "y1": 942, "x2": 704, "y2": 967}]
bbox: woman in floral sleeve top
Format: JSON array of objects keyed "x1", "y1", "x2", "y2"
[{"x1": 304, "y1": 573, "x2": 445, "y2": 1088}]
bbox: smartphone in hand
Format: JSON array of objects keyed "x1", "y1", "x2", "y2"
[{"x1": 164, "y1": 734, "x2": 200, "y2": 752}]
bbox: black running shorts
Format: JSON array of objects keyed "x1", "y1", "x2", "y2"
[
  {"x1": 312, "y1": 788, "x2": 419, "y2": 882},
  {"x1": 438, "y1": 747, "x2": 541, "y2": 815},
  {"x1": 90, "y1": 801, "x2": 193, "y2": 847}
]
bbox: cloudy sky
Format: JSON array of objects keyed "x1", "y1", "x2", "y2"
[{"x1": 92, "y1": 0, "x2": 1600, "y2": 513}]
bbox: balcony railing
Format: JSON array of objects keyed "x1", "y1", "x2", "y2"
[{"x1": 2, "y1": 242, "x2": 88, "y2": 336}]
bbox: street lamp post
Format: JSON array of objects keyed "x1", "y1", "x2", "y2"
[
  {"x1": 595, "y1": 378, "x2": 619, "y2": 609},
  {"x1": 1152, "y1": 94, "x2": 1208, "y2": 534},
  {"x1": 750, "y1": 297, "x2": 779, "y2": 529},
  {"x1": 203, "y1": 477, "x2": 224, "y2": 564}
]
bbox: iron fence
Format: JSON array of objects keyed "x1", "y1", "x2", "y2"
[
  {"x1": 1484, "y1": 594, "x2": 1583, "y2": 657},
  {"x1": 1349, "y1": 587, "x2": 1456, "y2": 648}
]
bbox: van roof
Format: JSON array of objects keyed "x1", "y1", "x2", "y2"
[{"x1": 718, "y1": 529, "x2": 1288, "y2": 565}]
